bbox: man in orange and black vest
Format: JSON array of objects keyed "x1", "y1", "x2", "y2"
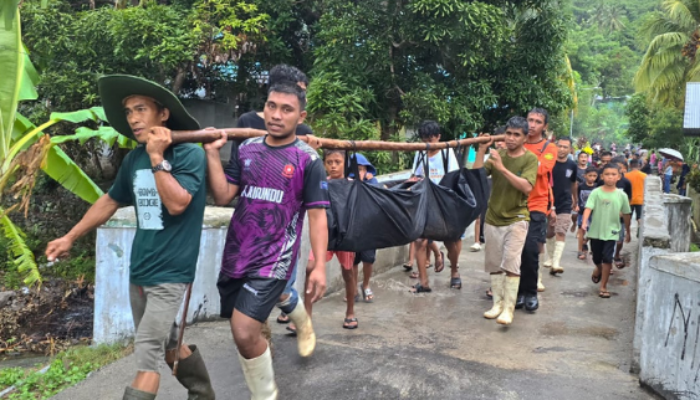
[{"x1": 516, "y1": 107, "x2": 558, "y2": 312}]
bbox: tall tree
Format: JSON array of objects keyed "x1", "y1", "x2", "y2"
[
  {"x1": 308, "y1": 0, "x2": 572, "y2": 141},
  {"x1": 634, "y1": 0, "x2": 700, "y2": 107}
]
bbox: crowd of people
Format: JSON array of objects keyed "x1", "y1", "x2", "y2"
[{"x1": 39, "y1": 63, "x2": 692, "y2": 400}]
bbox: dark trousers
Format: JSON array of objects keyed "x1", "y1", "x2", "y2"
[{"x1": 519, "y1": 211, "x2": 547, "y2": 296}]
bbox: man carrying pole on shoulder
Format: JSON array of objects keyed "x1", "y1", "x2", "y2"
[{"x1": 46, "y1": 75, "x2": 215, "y2": 400}]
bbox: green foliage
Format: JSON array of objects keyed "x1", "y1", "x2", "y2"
[
  {"x1": 687, "y1": 169, "x2": 700, "y2": 194},
  {"x1": 1, "y1": 344, "x2": 131, "y2": 399},
  {"x1": 20, "y1": 0, "x2": 268, "y2": 114},
  {"x1": 0, "y1": 214, "x2": 40, "y2": 287},
  {"x1": 310, "y1": 0, "x2": 572, "y2": 141},
  {"x1": 634, "y1": 0, "x2": 700, "y2": 107}
]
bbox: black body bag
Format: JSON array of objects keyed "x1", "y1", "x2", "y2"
[
  {"x1": 326, "y1": 154, "x2": 427, "y2": 252},
  {"x1": 416, "y1": 149, "x2": 489, "y2": 242}
]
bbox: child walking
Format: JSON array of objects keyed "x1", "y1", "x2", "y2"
[
  {"x1": 352, "y1": 153, "x2": 379, "y2": 303},
  {"x1": 305, "y1": 150, "x2": 359, "y2": 329},
  {"x1": 576, "y1": 167, "x2": 597, "y2": 260},
  {"x1": 581, "y1": 164, "x2": 631, "y2": 298}
]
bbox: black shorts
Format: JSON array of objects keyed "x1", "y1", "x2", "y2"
[
  {"x1": 528, "y1": 211, "x2": 548, "y2": 244},
  {"x1": 217, "y1": 274, "x2": 287, "y2": 323},
  {"x1": 354, "y1": 249, "x2": 377, "y2": 265},
  {"x1": 631, "y1": 205, "x2": 643, "y2": 220},
  {"x1": 590, "y1": 239, "x2": 616, "y2": 265}
]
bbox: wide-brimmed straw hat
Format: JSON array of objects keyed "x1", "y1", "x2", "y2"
[{"x1": 98, "y1": 74, "x2": 200, "y2": 140}]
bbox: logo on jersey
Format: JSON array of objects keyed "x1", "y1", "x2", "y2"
[
  {"x1": 244, "y1": 159, "x2": 252, "y2": 170},
  {"x1": 241, "y1": 186, "x2": 284, "y2": 204},
  {"x1": 282, "y1": 164, "x2": 295, "y2": 178},
  {"x1": 544, "y1": 153, "x2": 554, "y2": 160},
  {"x1": 320, "y1": 181, "x2": 328, "y2": 190},
  {"x1": 566, "y1": 169, "x2": 573, "y2": 178}
]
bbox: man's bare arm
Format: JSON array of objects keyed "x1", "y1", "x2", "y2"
[{"x1": 46, "y1": 194, "x2": 120, "y2": 261}]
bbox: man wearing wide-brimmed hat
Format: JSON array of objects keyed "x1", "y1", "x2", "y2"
[{"x1": 46, "y1": 75, "x2": 215, "y2": 400}]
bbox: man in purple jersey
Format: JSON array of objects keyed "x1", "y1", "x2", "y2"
[{"x1": 204, "y1": 82, "x2": 328, "y2": 400}]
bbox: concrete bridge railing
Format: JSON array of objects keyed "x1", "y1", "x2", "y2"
[
  {"x1": 93, "y1": 183, "x2": 410, "y2": 345},
  {"x1": 633, "y1": 175, "x2": 698, "y2": 400}
]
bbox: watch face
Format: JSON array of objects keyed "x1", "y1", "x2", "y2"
[{"x1": 162, "y1": 160, "x2": 172, "y2": 171}]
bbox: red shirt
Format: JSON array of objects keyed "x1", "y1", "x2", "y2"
[{"x1": 524, "y1": 140, "x2": 557, "y2": 214}]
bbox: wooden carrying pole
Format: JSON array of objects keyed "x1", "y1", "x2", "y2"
[{"x1": 171, "y1": 128, "x2": 504, "y2": 151}]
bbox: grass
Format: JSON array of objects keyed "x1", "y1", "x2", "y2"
[
  {"x1": 691, "y1": 243, "x2": 700, "y2": 252},
  {"x1": 0, "y1": 343, "x2": 132, "y2": 400}
]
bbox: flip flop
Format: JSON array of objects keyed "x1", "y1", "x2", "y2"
[
  {"x1": 614, "y1": 258, "x2": 626, "y2": 269},
  {"x1": 286, "y1": 325, "x2": 297, "y2": 336},
  {"x1": 361, "y1": 285, "x2": 374, "y2": 303},
  {"x1": 577, "y1": 252, "x2": 586, "y2": 260},
  {"x1": 434, "y1": 251, "x2": 445, "y2": 273},
  {"x1": 403, "y1": 264, "x2": 413, "y2": 272},
  {"x1": 343, "y1": 317, "x2": 359, "y2": 329},
  {"x1": 591, "y1": 272, "x2": 601, "y2": 284},
  {"x1": 450, "y1": 276, "x2": 462, "y2": 289},
  {"x1": 276, "y1": 312, "x2": 290, "y2": 324},
  {"x1": 599, "y1": 290, "x2": 611, "y2": 298},
  {"x1": 409, "y1": 271, "x2": 419, "y2": 279},
  {"x1": 410, "y1": 283, "x2": 432, "y2": 293},
  {"x1": 486, "y1": 288, "x2": 493, "y2": 299}
]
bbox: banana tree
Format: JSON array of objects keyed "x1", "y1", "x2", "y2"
[{"x1": 1, "y1": 7, "x2": 135, "y2": 286}]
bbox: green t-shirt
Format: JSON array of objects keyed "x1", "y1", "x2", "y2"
[
  {"x1": 484, "y1": 150, "x2": 538, "y2": 226},
  {"x1": 107, "y1": 143, "x2": 206, "y2": 286},
  {"x1": 584, "y1": 187, "x2": 631, "y2": 241}
]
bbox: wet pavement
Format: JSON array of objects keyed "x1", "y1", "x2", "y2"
[{"x1": 51, "y1": 230, "x2": 657, "y2": 399}]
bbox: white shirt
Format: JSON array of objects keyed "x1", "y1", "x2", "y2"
[{"x1": 412, "y1": 149, "x2": 460, "y2": 184}]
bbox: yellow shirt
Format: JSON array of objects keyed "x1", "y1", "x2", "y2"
[{"x1": 626, "y1": 169, "x2": 647, "y2": 205}]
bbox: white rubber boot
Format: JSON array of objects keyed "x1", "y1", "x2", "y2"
[
  {"x1": 537, "y1": 267, "x2": 546, "y2": 292},
  {"x1": 287, "y1": 301, "x2": 316, "y2": 357},
  {"x1": 543, "y1": 237, "x2": 555, "y2": 267},
  {"x1": 238, "y1": 346, "x2": 278, "y2": 400},
  {"x1": 497, "y1": 276, "x2": 520, "y2": 325},
  {"x1": 484, "y1": 274, "x2": 505, "y2": 319},
  {"x1": 551, "y1": 241, "x2": 566, "y2": 274}
]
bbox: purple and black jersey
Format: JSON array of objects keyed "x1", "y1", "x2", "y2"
[{"x1": 222, "y1": 136, "x2": 329, "y2": 280}]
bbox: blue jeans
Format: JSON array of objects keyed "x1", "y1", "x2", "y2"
[
  {"x1": 664, "y1": 174, "x2": 672, "y2": 194},
  {"x1": 277, "y1": 258, "x2": 299, "y2": 314}
]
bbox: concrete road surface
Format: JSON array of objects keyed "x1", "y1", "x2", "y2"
[{"x1": 52, "y1": 230, "x2": 658, "y2": 400}]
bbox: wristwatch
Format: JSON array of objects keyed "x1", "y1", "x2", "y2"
[{"x1": 152, "y1": 160, "x2": 172, "y2": 173}]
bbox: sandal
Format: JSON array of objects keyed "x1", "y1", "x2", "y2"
[
  {"x1": 403, "y1": 264, "x2": 413, "y2": 272},
  {"x1": 486, "y1": 288, "x2": 493, "y2": 299},
  {"x1": 591, "y1": 270, "x2": 601, "y2": 284},
  {"x1": 614, "y1": 258, "x2": 626, "y2": 269},
  {"x1": 599, "y1": 290, "x2": 611, "y2": 298},
  {"x1": 343, "y1": 317, "x2": 359, "y2": 329},
  {"x1": 410, "y1": 283, "x2": 432, "y2": 293},
  {"x1": 286, "y1": 325, "x2": 297, "y2": 336},
  {"x1": 577, "y1": 252, "x2": 586, "y2": 260},
  {"x1": 361, "y1": 285, "x2": 374, "y2": 303},
  {"x1": 409, "y1": 271, "x2": 419, "y2": 279},
  {"x1": 434, "y1": 251, "x2": 445, "y2": 273},
  {"x1": 276, "y1": 312, "x2": 290, "y2": 324},
  {"x1": 450, "y1": 276, "x2": 462, "y2": 289}
]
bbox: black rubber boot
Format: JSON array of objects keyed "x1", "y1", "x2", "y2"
[
  {"x1": 168, "y1": 345, "x2": 216, "y2": 400},
  {"x1": 524, "y1": 294, "x2": 539, "y2": 311},
  {"x1": 123, "y1": 387, "x2": 156, "y2": 400},
  {"x1": 515, "y1": 294, "x2": 525, "y2": 310}
]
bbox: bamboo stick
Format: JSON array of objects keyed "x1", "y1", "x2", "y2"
[{"x1": 171, "y1": 128, "x2": 504, "y2": 151}]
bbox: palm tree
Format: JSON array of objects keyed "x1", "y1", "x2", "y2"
[
  {"x1": 634, "y1": 0, "x2": 700, "y2": 107},
  {"x1": 588, "y1": 3, "x2": 626, "y2": 33}
]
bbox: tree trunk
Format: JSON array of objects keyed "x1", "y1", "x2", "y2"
[{"x1": 172, "y1": 66, "x2": 187, "y2": 96}]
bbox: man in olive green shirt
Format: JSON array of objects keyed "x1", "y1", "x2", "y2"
[{"x1": 473, "y1": 116, "x2": 537, "y2": 326}]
